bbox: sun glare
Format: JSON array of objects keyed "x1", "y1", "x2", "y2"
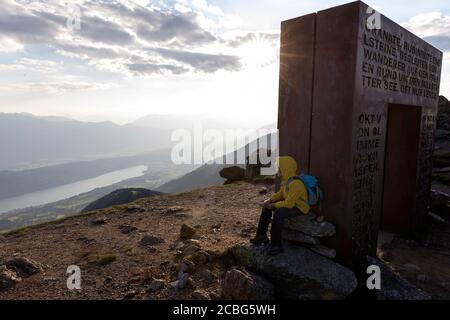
[{"x1": 239, "y1": 38, "x2": 279, "y2": 68}]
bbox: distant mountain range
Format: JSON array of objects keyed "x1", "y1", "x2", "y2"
[
  {"x1": 0, "y1": 112, "x2": 272, "y2": 171},
  {"x1": 0, "y1": 113, "x2": 172, "y2": 170},
  {"x1": 81, "y1": 188, "x2": 163, "y2": 213},
  {"x1": 0, "y1": 149, "x2": 172, "y2": 200},
  {"x1": 157, "y1": 133, "x2": 276, "y2": 193},
  {"x1": 157, "y1": 163, "x2": 231, "y2": 193},
  {"x1": 0, "y1": 158, "x2": 194, "y2": 233}
]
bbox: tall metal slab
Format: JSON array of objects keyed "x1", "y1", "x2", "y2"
[{"x1": 277, "y1": 1, "x2": 443, "y2": 271}]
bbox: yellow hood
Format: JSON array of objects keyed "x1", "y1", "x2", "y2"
[{"x1": 276, "y1": 156, "x2": 298, "y2": 181}]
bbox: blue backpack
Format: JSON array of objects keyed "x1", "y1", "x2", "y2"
[{"x1": 287, "y1": 174, "x2": 324, "y2": 206}]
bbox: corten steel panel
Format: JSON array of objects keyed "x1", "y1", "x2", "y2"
[
  {"x1": 352, "y1": 1, "x2": 443, "y2": 268},
  {"x1": 278, "y1": 14, "x2": 316, "y2": 173},
  {"x1": 309, "y1": 2, "x2": 361, "y2": 265},
  {"x1": 278, "y1": 1, "x2": 443, "y2": 271},
  {"x1": 382, "y1": 105, "x2": 421, "y2": 233}
]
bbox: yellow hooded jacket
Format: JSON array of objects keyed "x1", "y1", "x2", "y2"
[{"x1": 270, "y1": 156, "x2": 310, "y2": 214}]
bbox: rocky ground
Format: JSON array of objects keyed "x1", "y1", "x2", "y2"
[
  {"x1": 377, "y1": 220, "x2": 450, "y2": 299},
  {"x1": 0, "y1": 182, "x2": 272, "y2": 300},
  {"x1": 1, "y1": 181, "x2": 449, "y2": 300}
]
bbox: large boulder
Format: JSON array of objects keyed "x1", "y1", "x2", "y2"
[
  {"x1": 282, "y1": 229, "x2": 320, "y2": 245},
  {"x1": 4, "y1": 257, "x2": 43, "y2": 277},
  {"x1": 284, "y1": 214, "x2": 336, "y2": 238},
  {"x1": 430, "y1": 189, "x2": 450, "y2": 216},
  {"x1": 281, "y1": 214, "x2": 337, "y2": 260},
  {"x1": 245, "y1": 149, "x2": 273, "y2": 181},
  {"x1": 229, "y1": 243, "x2": 357, "y2": 299},
  {"x1": 222, "y1": 268, "x2": 274, "y2": 300},
  {"x1": 367, "y1": 257, "x2": 431, "y2": 300},
  {"x1": 219, "y1": 166, "x2": 246, "y2": 184},
  {"x1": 310, "y1": 245, "x2": 336, "y2": 259},
  {"x1": 0, "y1": 265, "x2": 21, "y2": 291}
]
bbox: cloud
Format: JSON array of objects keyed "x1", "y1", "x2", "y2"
[
  {"x1": 402, "y1": 12, "x2": 450, "y2": 53},
  {"x1": 151, "y1": 47, "x2": 242, "y2": 72},
  {"x1": 0, "y1": 35, "x2": 23, "y2": 52},
  {"x1": 56, "y1": 42, "x2": 123, "y2": 60},
  {"x1": 191, "y1": 0, "x2": 224, "y2": 16},
  {"x1": 424, "y1": 35, "x2": 450, "y2": 52},
  {"x1": 224, "y1": 31, "x2": 279, "y2": 48},
  {"x1": 128, "y1": 62, "x2": 188, "y2": 75},
  {"x1": 76, "y1": 15, "x2": 135, "y2": 45},
  {"x1": 0, "y1": 58, "x2": 60, "y2": 73},
  {"x1": 0, "y1": 0, "x2": 279, "y2": 77},
  {"x1": 4, "y1": 81, "x2": 116, "y2": 94},
  {"x1": 0, "y1": 11, "x2": 61, "y2": 44},
  {"x1": 136, "y1": 12, "x2": 216, "y2": 46}
]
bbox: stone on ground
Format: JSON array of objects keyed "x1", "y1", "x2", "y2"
[
  {"x1": 221, "y1": 268, "x2": 274, "y2": 300},
  {"x1": 139, "y1": 235, "x2": 165, "y2": 247},
  {"x1": 119, "y1": 224, "x2": 137, "y2": 234},
  {"x1": 282, "y1": 229, "x2": 320, "y2": 245},
  {"x1": 165, "y1": 206, "x2": 185, "y2": 214},
  {"x1": 191, "y1": 289, "x2": 211, "y2": 300},
  {"x1": 91, "y1": 217, "x2": 108, "y2": 226},
  {"x1": 4, "y1": 257, "x2": 43, "y2": 277},
  {"x1": 219, "y1": 166, "x2": 246, "y2": 184},
  {"x1": 180, "y1": 224, "x2": 196, "y2": 240},
  {"x1": 284, "y1": 214, "x2": 336, "y2": 238},
  {"x1": 0, "y1": 265, "x2": 21, "y2": 291},
  {"x1": 229, "y1": 243, "x2": 357, "y2": 299},
  {"x1": 148, "y1": 279, "x2": 165, "y2": 292},
  {"x1": 310, "y1": 245, "x2": 337, "y2": 259},
  {"x1": 368, "y1": 257, "x2": 431, "y2": 300}
]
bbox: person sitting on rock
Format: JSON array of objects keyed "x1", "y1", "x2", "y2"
[{"x1": 250, "y1": 156, "x2": 310, "y2": 255}]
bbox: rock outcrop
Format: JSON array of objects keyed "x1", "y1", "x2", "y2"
[
  {"x1": 430, "y1": 189, "x2": 450, "y2": 216},
  {"x1": 4, "y1": 257, "x2": 43, "y2": 277},
  {"x1": 0, "y1": 266, "x2": 21, "y2": 291},
  {"x1": 221, "y1": 267, "x2": 274, "y2": 300},
  {"x1": 284, "y1": 214, "x2": 336, "y2": 238},
  {"x1": 228, "y1": 243, "x2": 357, "y2": 299},
  {"x1": 282, "y1": 214, "x2": 337, "y2": 259},
  {"x1": 219, "y1": 166, "x2": 246, "y2": 184},
  {"x1": 0, "y1": 256, "x2": 43, "y2": 292},
  {"x1": 367, "y1": 257, "x2": 431, "y2": 300}
]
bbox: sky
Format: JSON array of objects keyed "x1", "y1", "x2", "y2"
[{"x1": 0, "y1": 0, "x2": 449, "y2": 125}]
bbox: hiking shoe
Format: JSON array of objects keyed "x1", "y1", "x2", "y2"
[
  {"x1": 267, "y1": 245, "x2": 283, "y2": 256},
  {"x1": 250, "y1": 235, "x2": 269, "y2": 246}
]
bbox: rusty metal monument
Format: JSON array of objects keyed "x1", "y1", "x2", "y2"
[{"x1": 278, "y1": 1, "x2": 443, "y2": 271}]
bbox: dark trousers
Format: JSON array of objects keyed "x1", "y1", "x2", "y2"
[{"x1": 256, "y1": 206, "x2": 299, "y2": 246}]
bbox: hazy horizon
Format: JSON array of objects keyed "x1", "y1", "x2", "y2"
[
  {"x1": 0, "y1": 110, "x2": 277, "y2": 127},
  {"x1": 0, "y1": 0, "x2": 449, "y2": 125}
]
